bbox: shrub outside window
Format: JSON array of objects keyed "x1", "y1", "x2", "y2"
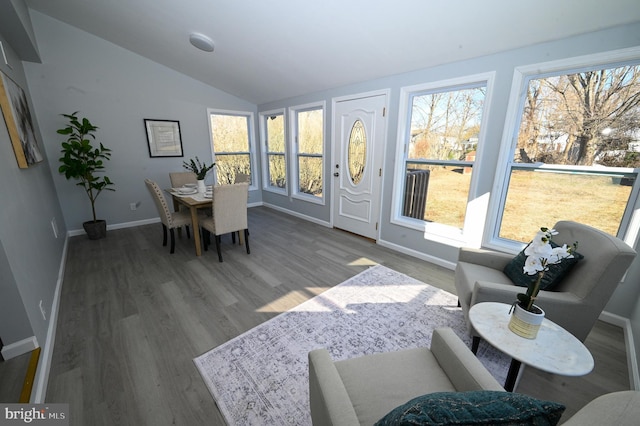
[
  {"x1": 260, "y1": 111, "x2": 286, "y2": 193},
  {"x1": 291, "y1": 104, "x2": 324, "y2": 202},
  {"x1": 209, "y1": 110, "x2": 254, "y2": 185}
]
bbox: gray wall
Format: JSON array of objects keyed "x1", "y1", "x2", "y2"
[
  {"x1": 23, "y1": 11, "x2": 259, "y2": 234},
  {"x1": 0, "y1": 31, "x2": 65, "y2": 351}
]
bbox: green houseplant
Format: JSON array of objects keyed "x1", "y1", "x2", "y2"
[
  {"x1": 183, "y1": 156, "x2": 215, "y2": 192},
  {"x1": 183, "y1": 156, "x2": 215, "y2": 180},
  {"x1": 58, "y1": 112, "x2": 115, "y2": 240}
]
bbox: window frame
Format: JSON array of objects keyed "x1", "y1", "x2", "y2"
[
  {"x1": 259, "y1": 108, "x2": 288, "y2": 195},
  {"x1": 391, "y1": 72, "x2": 495, "y2": 247},
  {"x1": 289, "y1": 101, "x2": 326, "y2": 204},
  {"x1": 207, "y1": 108, "x2": 257, "y2": 188},
  {"x1": 487, "y1": 47, "x2": 640, "y2": 253}
]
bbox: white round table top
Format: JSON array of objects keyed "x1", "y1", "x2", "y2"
[{"x1": 469, "y1": 302, "x2": 594, "y2": 377}]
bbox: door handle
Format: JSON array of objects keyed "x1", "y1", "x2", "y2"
[{"x1": 333, "y1": 172, "x2": 339, "y2": 177}]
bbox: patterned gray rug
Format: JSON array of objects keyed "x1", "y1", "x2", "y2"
[{"x1": 194, "y1": 264, "x2": 510, "y2": 425}]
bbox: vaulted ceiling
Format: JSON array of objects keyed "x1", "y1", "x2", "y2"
[{"x1": 17, "y1": 0, "x2": 640, "y2": 104}]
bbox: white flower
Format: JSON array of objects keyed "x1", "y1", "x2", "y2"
[
  {"x1": 522, "y1": 227, "x2": 573, "y2": 276},
  {"x1": 523, "y1": 255, "x2": 544, "y2": 275}
]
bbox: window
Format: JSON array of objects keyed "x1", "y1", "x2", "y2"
[
  {"x1": 494, "y1": 50, "x2": 640, "y2": 246},
  {"x1": 393, "y1": 74, "x2": 493, "y2": 244},
  {"x1": 209, "y1": 109, "x2": 255, "y2": 185},
  {"x1": 260, "y1": 110, "x2": 287, "y2": 193},
  {"x1": 290, "y1": 103, "x2": 324, "y2": 202}
]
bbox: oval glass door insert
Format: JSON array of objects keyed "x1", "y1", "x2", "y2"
[{"x1": 348, "y1": 119, "x2": 366, "y2": 185}]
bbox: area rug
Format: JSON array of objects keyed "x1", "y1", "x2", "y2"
[{"x1": 194, "y1": 264, "x2": 509, "y2": 425}]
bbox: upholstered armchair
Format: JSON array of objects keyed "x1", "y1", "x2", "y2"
[{"x1": 455, "y1": 221, "x2": 637, "y2": 342}]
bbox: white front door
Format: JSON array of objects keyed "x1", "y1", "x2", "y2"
[{"x1": 332, "y1": 94, "x2": 387, "y2": 240}]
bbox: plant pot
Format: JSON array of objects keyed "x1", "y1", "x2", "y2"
[
  {"x1": 197, "y1": 179, "x2": 206, "y2": 194},
  {"x1": 508, "y1": 303, "x2": 545, "y2": 339},
  {"x1": 83, "y1": 220, "x2": 107, "y2": 240}
]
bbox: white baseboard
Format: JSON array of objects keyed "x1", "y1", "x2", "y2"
[
  {"x1": 262, "y1": 203, "x2": 331, "y2": 228},
  {"x1": 67, "y1": 217, "x2": 160, "y2": 237},
  {"x1": 1, "y1": 336, "x2": 38, "y2": 360},
  {"x1": 31, "y1": 234, "x2": 69, "y2": 403},
  {"x1": 599, "y1": 311, "x2": 639, "y2": 390},
  {"x1": 376, "y1": 238, "x2": 457, "y2": 270}
]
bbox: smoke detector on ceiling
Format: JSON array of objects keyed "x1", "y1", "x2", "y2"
[{"x1": 189, "y1": 33, "x2": 215, "y2": 52}]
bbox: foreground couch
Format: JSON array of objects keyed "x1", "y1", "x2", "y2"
[
  {"x1": 308, "y1": 327, "x2": 640, "y2": 425},
  {"x1": 308, "y1": 328, "x2": 504, "y2": 425}
]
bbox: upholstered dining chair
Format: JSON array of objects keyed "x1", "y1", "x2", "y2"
[
  {"x1": 455, "y1": 221, "x2": 637, "y2": 342},
  {"x1": 200, "y1": 182, "x2": 250, "y2": 262},
  {"x1": 144, "y1": 178, "x2": 194, "y2": 254},
  {"x1": 169, "y1": 171, "x2": 197, "y2": 188}
]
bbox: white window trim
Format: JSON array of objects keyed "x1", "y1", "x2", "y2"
[
  {"x1": 259, "y1": 108, "x2": 288, "y2": 195},
  {"x1": 207, "y1": 108, "x2": 257, "y2": 189},
  {"x1": 391, "y1": 72, "x2": 496, "y2": 248},
  {"x1": 289, "y1": 101, "x2": 326, "y2": 205},
  {"x1": 486, "y1": 46, "x2": 640, "y2": 253}
]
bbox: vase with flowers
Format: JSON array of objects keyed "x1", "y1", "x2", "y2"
[
  {"x1": 508, "y1": 227, "x2": 577, "y2": 339},
  {"x1": 183, "y1": 156, "x2": 215, "y2": 193}
]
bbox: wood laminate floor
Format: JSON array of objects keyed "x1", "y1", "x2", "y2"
[{"x1": 41, "y1": 206, "x2": 629, "y2": 424}]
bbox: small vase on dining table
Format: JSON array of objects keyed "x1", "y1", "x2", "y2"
[{"x1": 197, "y1": 179, "x2": 206, "y2": 194}]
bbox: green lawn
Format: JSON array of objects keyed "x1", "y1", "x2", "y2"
[{"x1": 417, "y1": 167, "x2": 631, "y2": 242}]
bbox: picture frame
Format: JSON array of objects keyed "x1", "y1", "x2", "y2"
[
  {"x1": 144, "y1": 119, "x2": 183, "y2": 157},
  {"x1": 0, "y1": 70, "x2": 43, "y2": 168}
]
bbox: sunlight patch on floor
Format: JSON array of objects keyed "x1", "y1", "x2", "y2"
[{"x1": 347, "y1": 257, "x2": 378, "y2": 266}]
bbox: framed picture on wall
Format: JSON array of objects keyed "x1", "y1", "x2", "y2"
[
  {"x1": 0, "y1": 70, "x2": 43, "y2": 168},
  {"x1": 144, "y1": 119, "x2": 183, "y2": 157}
]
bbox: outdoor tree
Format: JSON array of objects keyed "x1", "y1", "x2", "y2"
[{"x1": 519, "y1": 65, "x2": 640, "y2": 166}]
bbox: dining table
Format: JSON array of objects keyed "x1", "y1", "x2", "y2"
[{"x1": 165, "y1": 187, "x2": 212, "y2": 256}]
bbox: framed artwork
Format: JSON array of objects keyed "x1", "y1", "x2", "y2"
[
  {"x1": 144, "y1": 119, "x2": 183, "y2": 157},
  {"x1": 0, "y1": 70, "x2": 43, "y2": 168}
]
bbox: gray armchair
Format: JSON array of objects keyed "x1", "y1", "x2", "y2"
[
  {"x1": 308, "y1": 328, "x2": 504, "y2": 426},
  {"x1": 455, "y1": 221, "x2": 637, "y2": 342}
]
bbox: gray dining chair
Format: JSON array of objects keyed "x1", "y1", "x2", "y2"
[
  {"x1": 144, "y1": 178, "x2": 193, "y2": 254},
  {"x1": 200, "y1": 183, "x2": 250, "y2": 262}
]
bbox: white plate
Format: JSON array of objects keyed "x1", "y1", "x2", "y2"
[
  {"x1": 178, "y1": 188, "x2": 197, "y2": 195},
  {"x1": 204, "y1": 193, "x2": 212, "y2": 198}
]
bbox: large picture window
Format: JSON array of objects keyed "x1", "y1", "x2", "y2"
[
  {"x1": 290, "y1": 103, "x2": 324, "y2": 202},
  {"x1": 394, "y1": 74, "x2": 493, "y2": 244},
  {"x1": 209, "y1": 110, "x2": 255, "y2": 185},
  {"x1": 260, "y1": 110, "x2": 287, "y2": 193},
  {"x1": 495, "y1": 52, "x2": 640, "y2": 244}
]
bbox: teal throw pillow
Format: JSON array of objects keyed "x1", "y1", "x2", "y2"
[
  {"x1": 503, "y1": 242, "x2": 583, "y2": 291},
  {"x1": 375, "y1": 390, "x2": 565, "y2": 426}
]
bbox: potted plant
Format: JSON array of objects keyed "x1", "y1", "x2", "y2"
[
  {"x1": 183, "y1": 156, "x2": 215, "y2": 193},
  {"x1": 508, "y1": 227, "x2": 577, "y2": 338},
  {"x1": 58, "y1": 112, "x2": 115, "y2": 240}
]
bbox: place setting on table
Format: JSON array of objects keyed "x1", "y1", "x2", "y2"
[{"x1": 168, "y1": 183, "x2": 213, "y2": 202}]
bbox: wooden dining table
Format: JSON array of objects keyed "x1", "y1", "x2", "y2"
[{"x1": 165, "y1": 188, "x2": 212, "y2": 256}]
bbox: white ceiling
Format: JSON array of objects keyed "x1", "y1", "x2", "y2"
[{"x1": 24, "y1": 0, "x2": 640, "y2": 105}]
